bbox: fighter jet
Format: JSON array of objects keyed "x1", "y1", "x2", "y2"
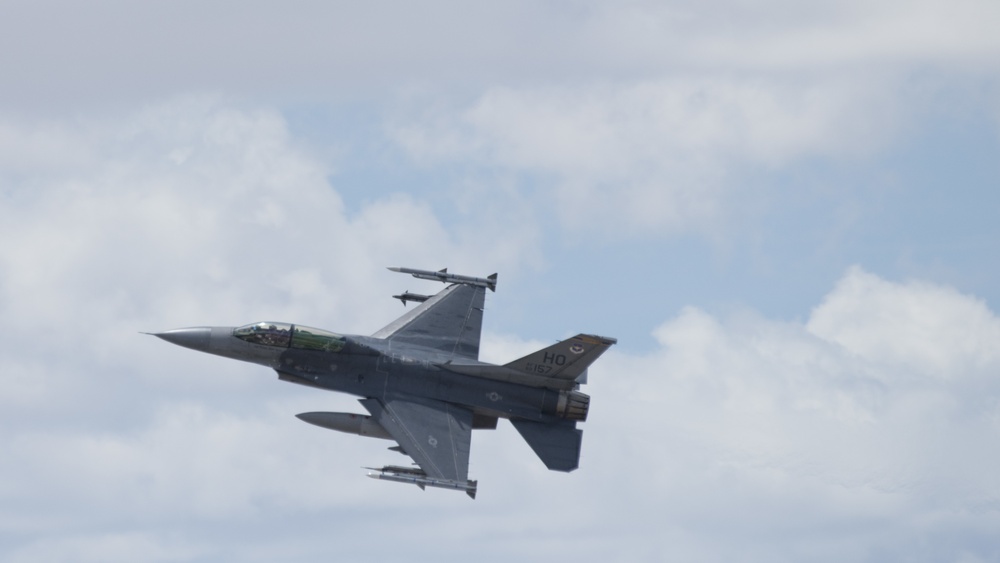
[{"x1": 152, "y1": 267, "x2": 616, "y2": 499}]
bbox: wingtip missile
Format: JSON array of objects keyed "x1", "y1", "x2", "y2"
[{"x1": 387, "y1": 267, "x2": 498, "y2": 291}]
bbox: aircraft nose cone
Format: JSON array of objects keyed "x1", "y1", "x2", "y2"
[{"x1": 153, "y1": 327, "x2": 212, "y2": 352}]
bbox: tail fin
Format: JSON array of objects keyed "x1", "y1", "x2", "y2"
[{"x1": 504, "y1": 333, "x2": 616, "y2": 388}]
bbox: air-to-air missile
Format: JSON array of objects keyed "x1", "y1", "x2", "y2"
[
  {"x1": 300, "y1": 412, "x2": 480, "y2": 497},
  {"x1": 391, "y1": 291, "x2": 430, "y2": 306},
  {"x1": 366, "y1": 465, "x2": 478, "y2": 498},
  {"x1": 387, "y1": 267, "x2": 497, "y2": 292}
]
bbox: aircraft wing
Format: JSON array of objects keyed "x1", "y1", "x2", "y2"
[
  {"x1": 360, "y1": 396, "x2": 474, "y2": 484},
  {"x1": 371, "y1": 283, "x2": 485, "y2": 359}
]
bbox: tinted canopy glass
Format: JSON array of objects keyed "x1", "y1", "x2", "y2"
[
  {"x1": 291, "y1": 325, "x2": 345, "y2": 352},
  {"x1": 233, "y1": 322, "x2": 292, "y2": 347},
  {"x1": 232, "y1": 322, "x2": 345, "y2": 352}
]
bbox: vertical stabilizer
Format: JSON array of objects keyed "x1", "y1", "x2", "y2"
[{"x1": 504, "y1": 334, "x2": 616, "y2": 386}]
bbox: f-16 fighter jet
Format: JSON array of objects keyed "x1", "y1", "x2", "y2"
[{"x1": 152, "y1": 267, "x2": 616, "y2": 498}]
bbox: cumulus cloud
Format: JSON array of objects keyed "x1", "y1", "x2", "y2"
[
  {"x1": 1, "y1": 0, "x2": 998, "y2": 557},
  {"x1": 0, "y1": 98, "x2": 541, "y2": 559},
  {"x1": 572, "y1": 266, "x2": 1000, "y2": 560},
  {"x1": 0, "y1": 96, "x2": 524, "y2": 340},
  {"x1": 5, "y1": 0, "x2": 996, "y2": 241},
  {"x1": 2, "y1": 108, "x2": 998, "y2": 563},
  {"x1": 373, "y1": 0, "x2": 999, "y2": 237},
  {"x1": 808, "y1": 266, "x2": 1000, "y2": 379},
  {"x1": 390, "y1": 75, "x2": 902, "y2": 235}
]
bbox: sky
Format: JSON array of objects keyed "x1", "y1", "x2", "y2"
[{"x1": 1, "y1": 1, "x2": 999, "y2": 561}]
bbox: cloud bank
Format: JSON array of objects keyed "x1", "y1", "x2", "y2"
[
  {"x1": 1, "y1": 99, "x2": 997, "y2": 561},
  {"x1": 575, "y1": 265, "x2": 1000, "y2": 561}
]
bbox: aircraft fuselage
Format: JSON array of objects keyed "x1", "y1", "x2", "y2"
[
  {"x1": 156, "y1": 326, "x2": 566, "y2": 424},
  {"x1": 152, "y1": 269, "x2": 614, "y2": 497}
]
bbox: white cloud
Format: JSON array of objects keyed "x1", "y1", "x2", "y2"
[
  {"x1": 0, "y1": 95, "x2": 520, "y2": 341},
  {"x1": 574, "y1": 266, "x2": 1000, "y2": 559},
  {"x1": 808, "y1": 266, "x2": 1000, "y2": 379},
  {"x1": 0, "y1": 0, "x2": 998, "y2": 550},
  {"x1": 0, "y1": 98, "x2": 548, "y2": 559},
  {"x1": 390, "y1": 74, "x2": 902, "y2": 235},
  {"x1": 364, "y1": 0, "x2": 998, "y2": 238},
  {"x1": 2, "y1": 105, "x2": 998, "y2": 562},
  {"x1": 5, "y1": 0, "x2": 997, "y2": 242}
]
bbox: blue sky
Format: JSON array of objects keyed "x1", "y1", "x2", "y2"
[
  {"x1": 287, "y1": 87, "x2": 1000, "y2": 350},
  {"x1": 2, "y1": 1, "x2": 1000, "y2": 561}
]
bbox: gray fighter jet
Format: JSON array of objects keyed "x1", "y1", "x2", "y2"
[{"x1": 152, "y1": 267, "x2": 616, "y2": 498}]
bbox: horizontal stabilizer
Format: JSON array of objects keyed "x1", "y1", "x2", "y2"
[{"x1": 510, "y1": 419, "x2": 582, "y2": 472}]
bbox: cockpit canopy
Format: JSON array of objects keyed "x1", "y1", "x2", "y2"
[{"x1": 233, "y1": 322, "x2": 346, "y2": 352}]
